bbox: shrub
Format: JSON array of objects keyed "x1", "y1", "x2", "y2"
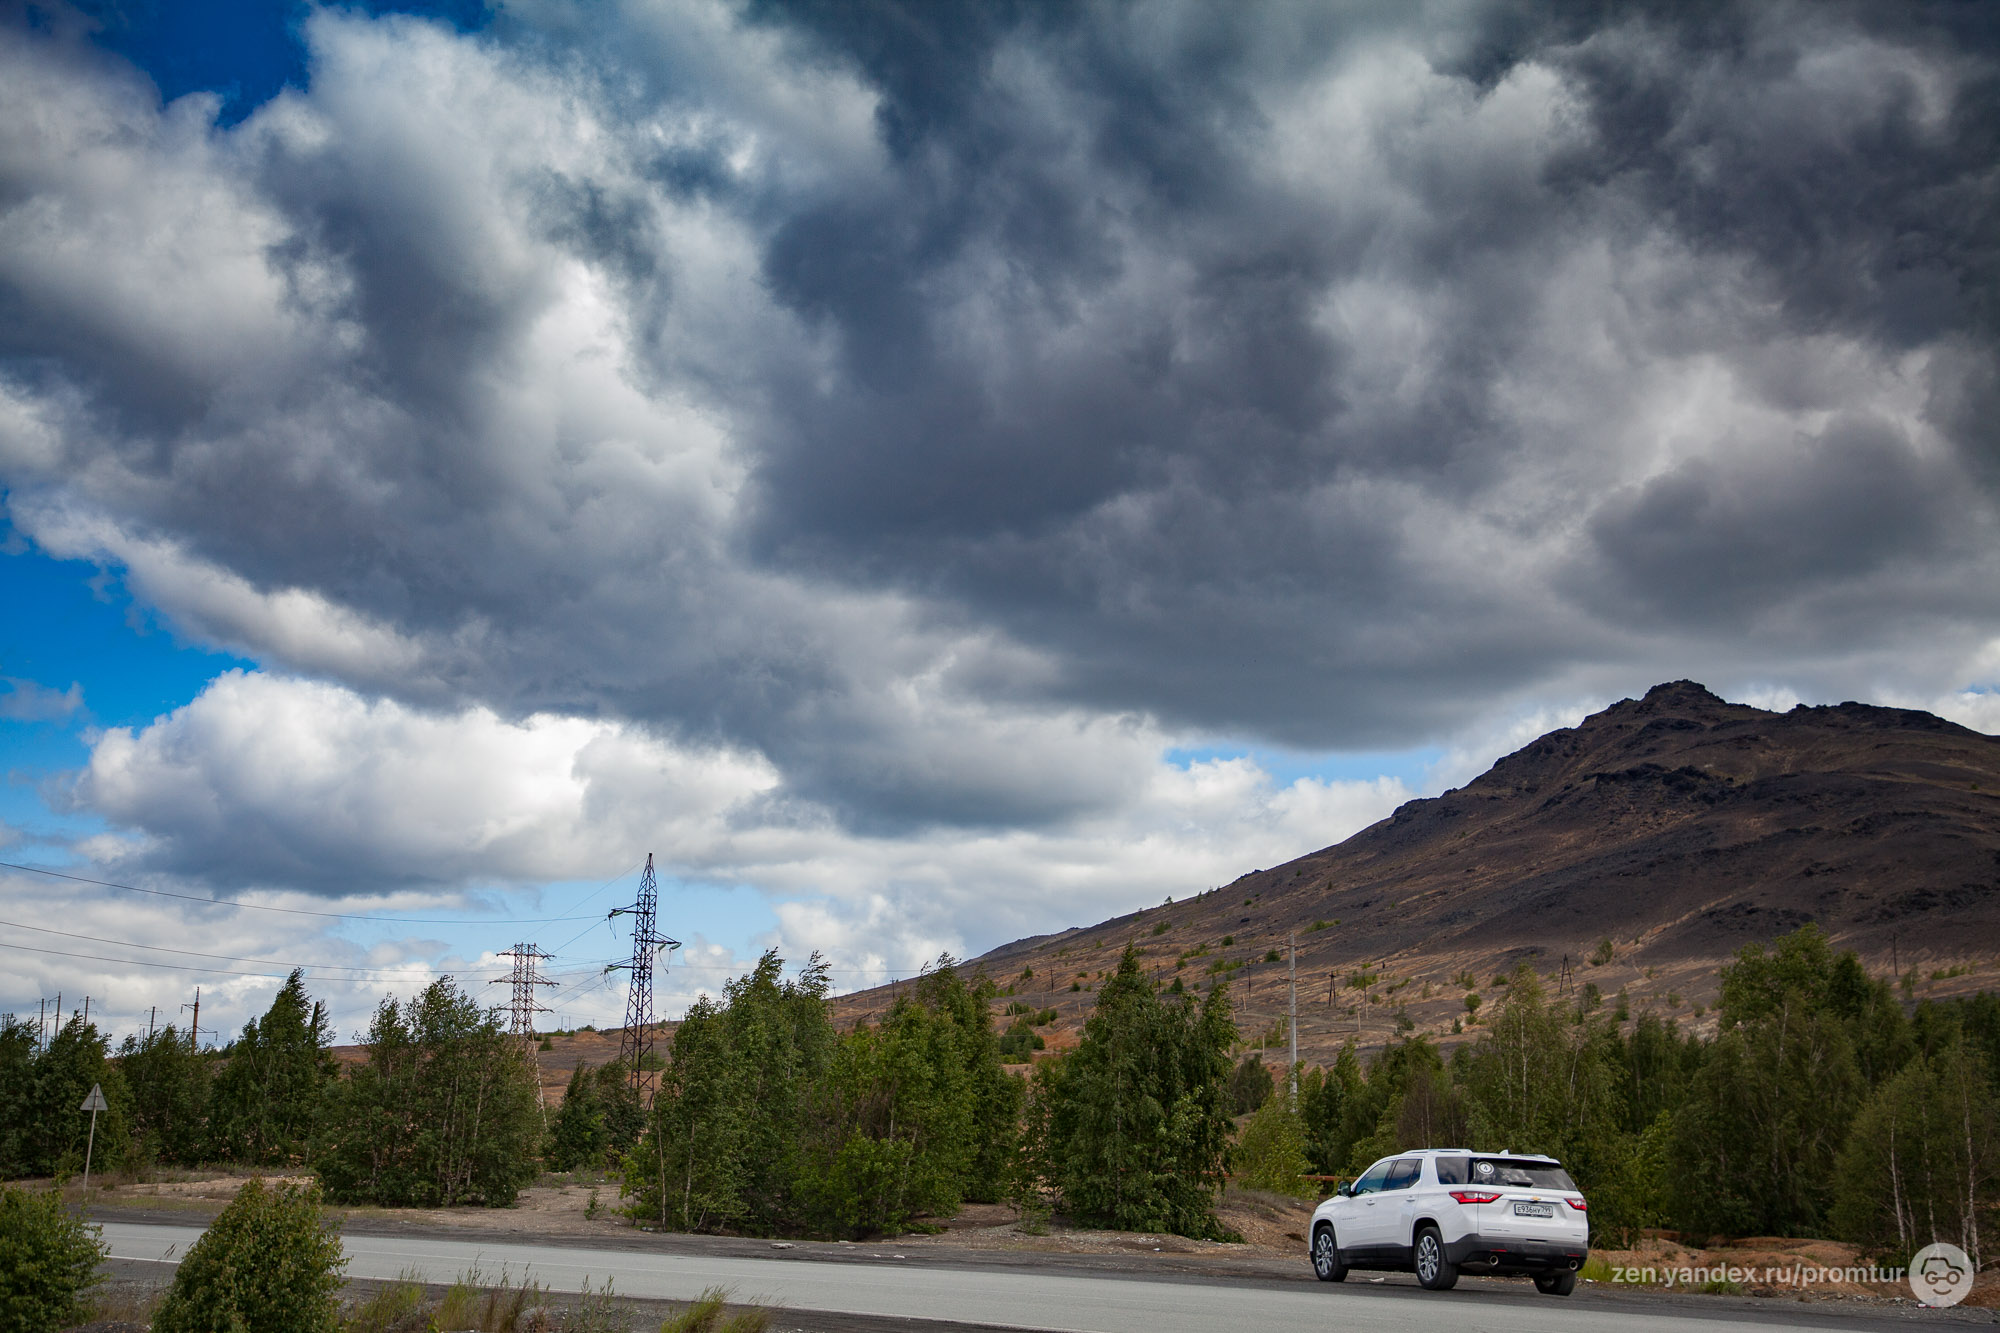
[
  {"x1": 153, "y1": 1178, "x2": 345, "y2": 1333},
  {"x1": 1263, "y1": 949, "x2": 1281, "y2": 963},
  {"x1": 0, "y1": 1184, "x2": 105, "y2": 1332},
  {"x1": 1221, "y1": 935, "x2": 1234, "y2": 947},
  {"x1": 1150, "y1": 922, "x2": 1169, "y2": 936},
  {"x1": 1233, "y1": 1095, "x2": 1313, "y2": 1197}
]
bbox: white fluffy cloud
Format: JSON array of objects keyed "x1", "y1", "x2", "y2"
[{"x1": 70, "y1": 670, "x2": 1412, "y2": 983}]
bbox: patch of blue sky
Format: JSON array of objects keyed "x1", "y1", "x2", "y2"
[
  {"x1": 2, "y1": 537, "x2": 253, "y2": 858},
  {"x1": 1164, "y1": 741, "x2": 1445, "y2": 794},
  {"x1": 72, "y1": 0, "x2": 495, "y2": 127}
]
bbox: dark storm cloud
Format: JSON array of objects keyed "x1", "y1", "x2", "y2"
[
  {"x1": 2, "y1": 0, "x2": 1998, "y2": 850},
  {"x1": 727, "y1": 0, "x2": 2000, "y2": 739}
]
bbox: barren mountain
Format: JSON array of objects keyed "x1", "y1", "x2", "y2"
[{"x1": 831, "y1": 681, "x2": 2000, "y2": 1062}]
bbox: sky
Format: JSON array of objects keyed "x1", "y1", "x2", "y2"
[{"x1": 2, "y1": 0, "x2": 1997, "y2": 1044}]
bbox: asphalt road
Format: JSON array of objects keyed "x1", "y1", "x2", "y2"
[{"x1": 100, "y1": 1221, "x2": 1975, "y2": 1333}]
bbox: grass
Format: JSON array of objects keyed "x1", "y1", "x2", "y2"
[
  {"x1": 432, "y1": 1264, "x2": 547, "y2": 1332},
  {"x1": 345, "y1": 1276, "x2": 426, "y2": 1333},
  {"x1": 1580, "y1": 1254, "x2": 1615, "y2": 1284},
  {"x1": 660, "y1": 1286, "x2": 771, "y2": 1333},
  {"x1": 1698, "y1": 1277, "x2": 1746, "y2": 1295}
]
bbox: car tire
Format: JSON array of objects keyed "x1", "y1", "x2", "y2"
[
  {"x1": 1534, "y1": 1270, "x2": 1577, "y2": 1296},
  {"x1": 1413, "y1": 1225, "x2": 1457, "y2": 1291},
  {"x1": 1311, "y1": 1224, "x2": 1348, "y2": 1282}
]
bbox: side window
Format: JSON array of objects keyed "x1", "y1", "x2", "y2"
[
  {"x1": 1385, "y1": 1158, "x2": 1421, "y2": 1191},
  {"x1": 1351, "y1": 1160, "x2": 1393, "y2": 1196},
  {"x1": 1434, "y1": 1156, "x2": 1469, "y2": 1185}
]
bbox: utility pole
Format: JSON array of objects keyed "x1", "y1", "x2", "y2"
[
  {"x1": 148, "y1": 1006, "x2": 157, "y2": 1040},
  {"x1": 181, "y1": 988, "x2": 205, "y2": 1053},
  {"x1": 609, "y1": 855, "x2": 680, "y2": 1102},
  {"x1": 81, "y1": 995, "x2": 89, "y2": 1025},
  {"x1": 1289, "y1": 931, "x2": 1299, "y2": 1103}
]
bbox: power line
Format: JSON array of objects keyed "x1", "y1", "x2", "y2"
[
  {"x1": 0, "y1": 917, "x2": 458, "y2": 977},
  {"x1": 0, "y1": 938, "x2": 365, "y2": 980},
  {"x1": 0, "y1": 860, "x2": 609, "y2": 925}
]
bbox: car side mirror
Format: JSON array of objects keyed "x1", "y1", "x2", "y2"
[{"x1": 1336, "y1": 1183, "x2": 1352, "y2": 1198}]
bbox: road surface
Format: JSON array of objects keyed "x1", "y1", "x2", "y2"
[{"x1": 99, "y1": 1221, "x2": 1972, "y2": 1333}]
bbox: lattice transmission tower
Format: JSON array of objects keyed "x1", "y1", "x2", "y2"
[
  {"x1": 490, "y1": 943, "x2": 558, "y2": 1042},
  {"x1": 609, "y1": 854, "x2": 680, "y2": 1098}
]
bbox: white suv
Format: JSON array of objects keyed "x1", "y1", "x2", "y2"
[{"x1": 1307, "y1": 1149, "x2": 1589, "y2": 1295}]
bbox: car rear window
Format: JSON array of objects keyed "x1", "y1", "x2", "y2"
[{"x1": 1470, "y1": 1157, "x2": 1576, "y2": 1190}]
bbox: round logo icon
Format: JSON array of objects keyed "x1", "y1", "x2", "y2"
[{"x1": 1909, "y1": 1242, "x2": 1974, "y2": 1307}]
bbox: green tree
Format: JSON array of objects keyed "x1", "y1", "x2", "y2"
[
  {"x1": 153, "y1": 1178, "x2": 344, "y2": 1333},
  {"x1": 208, "y1": 972, "x2": 337, "y2": 1166},
  {"x1": 546, "y1": 1062, "x2": 608, "y2": 1172},
  {"x1": 0, "y1": 1184, "x2": 105, "y2": 1330},
  {"x1": 119, "y1": 1026, "x2": 212, "y2": 1169},
  {"x1": 797, "y1": 959, "x2": 1020, "y2": 1234},
  {"x1": 1833, "y1": 1043, "x2": 1997, "y2": 1266},
  {"x1": 1297, "y1": 1045, "x2": 1364, "y2": 1175},
  {"x1": 315, "y1": 978, "x2": 541, "y2": 1207},
  {"x1": 627, "y1": 951, "x2": 838, "y2": 1233},
  {"x1": 1672, "y1": 948, "x2": 1862, "y2": 1238},
  {"x1": 1037, "y1": 946, "x2": 1236, "y2": 1237},
  {"x1": 1227, "y1": 1054, "x2": 1274, "y2": 1115},
  {"x1": 0, "y1": 1014, "x2": 132, "y2": 1180},
  {"x1": 1234, "y1": 1093, "x2": 1312, "y2": 1197}
]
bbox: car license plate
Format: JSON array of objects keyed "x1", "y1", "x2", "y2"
[{"x1": 1513, "y1": 1202, "x2": 1555, "y2": 1218}]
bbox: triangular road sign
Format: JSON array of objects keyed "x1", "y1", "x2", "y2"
[{"x1": 80, "y1": 1084, "x2": 108, "y2": 1113}]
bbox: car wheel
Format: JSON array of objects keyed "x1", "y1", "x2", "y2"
[
  {"x1": 1312, "y1": 1224, "x2": 1348, "y2": 1282},
  {"x1": 1534, "y1": 1270, "x2": 1577, "y2": 1296},
  {"x1": 1414, "y1": 1225, "x2": 1458, "y2": 1291}
]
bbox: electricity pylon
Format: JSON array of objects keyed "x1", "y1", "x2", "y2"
[
  {"x1": 608, "y1": 854, "x2": 679, "y2": 1100},
  {"x1": 491, "y1": 943, "x2": 558, "y2": 1042}
]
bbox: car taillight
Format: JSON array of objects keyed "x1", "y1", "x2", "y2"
[
  {"x1": 1566, "y1": 1196, "x2": 1587, "y2": 1211},
  {"x1": 1449, "y1": 1190, "x2": 1501, "y2": 1204}
]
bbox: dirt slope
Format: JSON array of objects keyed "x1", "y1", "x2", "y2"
[{"x1": 829, "y1": 681, "x2": 2000, "y2": 1062}]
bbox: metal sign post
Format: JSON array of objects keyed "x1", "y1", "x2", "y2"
[{"x1": 79, "y1": 1083, "x2": 107, "y2": 1192}]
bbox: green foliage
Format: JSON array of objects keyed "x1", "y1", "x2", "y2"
[
  {"x1": 1024, "y1": 946, "x2": 1237, "y2": 1238},
  {"x1": 628, "y1": 952, "x2": 1017, "y2": 1238},
  {"x1": 0, "y1": 1012, "x2": 132, "y2": 1180},
  {"x1": 0, "y1": 1184, "x2": 105, "y2": 1331},
  {"x1": 315, "y1": 978, "x2": 542, "y2": 1207},
  {"x1": 153, "y1": 1178, "x2": 344, "y2": 1333},
  {"x1": 1233, "y1": 1095, "x2": 1312, "y2": 1196},
  {"x1": 546, "y1": 1061, "x2": 644, "y2": 1172},
  {"x1": 1227, "y1": 1055, "x2": 1273, "y2": 1114},
  {"x1": 119, "y1": 1025, "x2": 212, "y2": 1168},
  {"x1": 1833, "y1": 1043, "x2": 1998, "y2": 1264},
  {"x1": 996, "y1": 1020, "x2": 1045, "y2": 1062},
  {"x1": 1263, "y1": 949, "x2": 1281, "y2": 963},
  {"x1": 208, "y1": 971, "x2": 339, "y2": 1167}
]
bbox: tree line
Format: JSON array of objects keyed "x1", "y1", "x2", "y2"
[
  {"x1": 2, "y1": 923, "x2": 1993, "y2": 1262},
  {"x1": 1236, "y1": 924, "x2": 1999, "y2": 1266},
  {"x1": 0, "y1": 972, "x2": 543, "y2": 1207}
]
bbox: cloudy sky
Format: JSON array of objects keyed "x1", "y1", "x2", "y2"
[{"x1": 2, "y1": 0, "x2": 1996, "y2": 1041}]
